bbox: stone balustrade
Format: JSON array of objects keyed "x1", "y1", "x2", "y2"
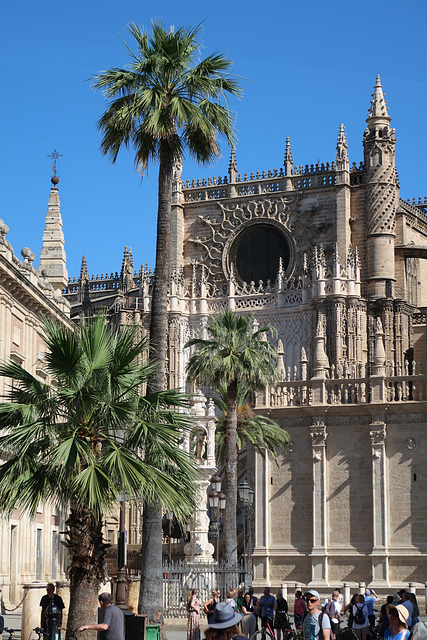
[{"x1": 256, "y1": 370, "x2": 427, "y2": 409}]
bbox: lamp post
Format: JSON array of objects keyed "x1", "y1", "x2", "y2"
[
  {"x1": 238, "y1": 480, "x2": 254, "y2": 590},
  {"x1": 208, "y1": 475, "x2": 226, "y2": 562},
  {"x1": 116, "y1": 496, "x2": 128, "y2": 609},
  {"x1": 166, "y1": 512, "x2": 173, "y2": 562}
]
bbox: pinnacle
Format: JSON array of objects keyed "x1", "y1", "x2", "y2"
[
  {"x1": 367, "y1": 74, "x2": 390, "y2": 121},
  {"x1": 284, "y1": 137, "x2": 293, "y2": 164},
  {"x1": 80, "y1": 255, "x2": 88, "y2": 280},
  {"x1": 228, "y1": 147, "x2": 237, "y2": 175},
  {"x1": 336, "y1": 124, "x2": 348, "y2": 163},
  {"x1": 337, "y1": 124, "x2": 348, "y2": 145}
]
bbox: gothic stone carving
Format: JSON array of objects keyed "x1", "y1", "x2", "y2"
[{"x1": 188, "y1": 196, "x2": 304, "y2": 287}]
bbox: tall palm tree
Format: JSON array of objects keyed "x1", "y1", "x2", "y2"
[
  {"x1": 0, "y1": 315, "x2": 196, "y2": 633},
  {"x1": 185, "y1": 310, "x2": 278, "y2": 565},
  {"x1": 93, "y1": 22, "x2": 242, "y2": 616},
  {"x1": 214, "y1": 381, "x2": 290, "y2": 466}
]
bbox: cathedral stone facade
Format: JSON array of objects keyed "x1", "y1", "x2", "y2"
[
  {"x1": 0, "y1": 182, "x2": 72, "y2": 605},
  {"x1": 65, "y1": 76, "x2": 427, "y2": 590}
]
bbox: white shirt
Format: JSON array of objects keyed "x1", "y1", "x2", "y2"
[{"x1": 352, "y1": 604, "x2": 369, "y2": 629}]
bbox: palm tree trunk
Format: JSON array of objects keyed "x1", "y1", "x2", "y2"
[
  {"x1": 66, "y1": 502, "x2": 105, "y2": 636},
  {"x1": 148, "y1": 140, "x2": 174, "y2": 392},
  {"x1": 224, "y1": 378, "x2": 238, "y2": 566},
  {"x1": 138, "y1": 501, "x2": 164, "y2": 620},
  {"x1": 139, "y1": 141, "x2": 174, "y2": 620}
]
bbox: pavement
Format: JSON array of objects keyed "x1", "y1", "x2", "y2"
[
  {"x1": 3, "y1": 610, "x2": 426, "y2": 640},
  {"x1": 2, "y1": 611, "x2": 22, "y2": 639},
  {"x1": 0, "y1": 610, "x2": 190, "y2": 640}
]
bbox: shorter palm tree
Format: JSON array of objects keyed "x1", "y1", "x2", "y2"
[
  {"x1": 214, "y1": 381, "x2": 290, "y2": 466},
  {"x1": 185, "y1": 310, "x2": 278, "y2": 565},
  {"x1": 0, "y1": 314, "x2": 196, "y2": 632}
]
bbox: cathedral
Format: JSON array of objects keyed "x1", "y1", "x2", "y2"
[
  {"x1": 62, "y1": 75, "x2": 427, "y2": 590},
  {"x1": 2, "y1": 74, "x2": 426, "y2": 604}
]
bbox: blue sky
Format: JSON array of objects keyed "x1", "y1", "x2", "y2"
[{"x1": 1, "y1": 0, "x2": 427, "y2": 280}]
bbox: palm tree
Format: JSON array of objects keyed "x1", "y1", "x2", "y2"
[
  {"x1": 93, "y1": 22, "x2": 242, "y2": 616},
  {"x1": 0, "y1": 315, "x2": 196, "y2": 633},
  {"x1": 185, "y1": 310, "x2": 278, "y2": 565},
  {"x1": 92, "y1": 22, "x2": 241, "y2": 388},
  {"x1": 214, "y1": 381, "x2": 290, "y2": 466}
]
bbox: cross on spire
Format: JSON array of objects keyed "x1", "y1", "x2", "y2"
[{"x1": 47, "y1": 149, "x2": 63, "y2": 176}]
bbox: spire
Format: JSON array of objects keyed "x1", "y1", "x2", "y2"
[
  {"x1": 284, "y1": 137, "x2": 294, "y2": 176},
  {"x1": 228, "y1": 148, "x2": 238, "y2": 183},
  {"x1": 335, "y1": 124, "x2": 349, "y2": 171},
  {"x1": 39, "y1": 179, "x2": 68, "y2": 296},
  {"x1": 363, "y1": 75, "x2": 398, "y2": 299},
  {"x1": 367, "y1": 75, "x2": 391, "y2": 125}
]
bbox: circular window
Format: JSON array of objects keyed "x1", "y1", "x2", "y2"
[{"x1": 230, "y1": 223, "x2": 291, "y2": 284}]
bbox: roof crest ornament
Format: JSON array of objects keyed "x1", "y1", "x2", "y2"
[{"x1": 47, "y1": 149, "x2": 63, "y2": 186}]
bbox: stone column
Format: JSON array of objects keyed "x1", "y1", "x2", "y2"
[
  {"x1": 369, "y1": 418, "x2": 389, "y2": 586},
  {"x1": 184, "y1": 474, "x2": 215, "y2": 564},
  {"x1": 253, "y1": 449, "x2": 269, "y2": 584},
  {"x1": 22, "y1": 583, "x2": 46, "y2": 640},
  {"x1": 343, "y1": 582, "x2": 350, "y2": 606},
  {"x1": 309, "y1": 420, "x2": 328, "y2": 586}
]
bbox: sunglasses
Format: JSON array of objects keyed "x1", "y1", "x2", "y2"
[{"x1": 305, "y1": 597, "x2": 318, "y2": 603}]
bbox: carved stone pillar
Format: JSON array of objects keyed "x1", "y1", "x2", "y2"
[
  {"x1": 309, "y1": 420, "x2": 328, "y2": 586},
  {"x1": 369, "y1": 418, "x2": 389, "y2": 586},
  {"x1": 184, "y1": 392, "x2": 216, "y2": 564}
]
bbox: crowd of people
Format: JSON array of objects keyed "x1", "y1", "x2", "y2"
[{"x1": 187, "y1": 585, "x2": 425, "y2": 640}]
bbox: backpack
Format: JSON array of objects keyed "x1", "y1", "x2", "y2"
[
  {"x1": 354, "y1": 605, "x2": 365, "y2": 625},
  {"x1": 324, "y1": 600, "x2": 336, "y2": 619}
]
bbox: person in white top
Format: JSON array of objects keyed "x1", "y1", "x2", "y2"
[
  {"x1": 352, "y1": 594, "x2": 369, "y2": 640},
  {"x1": 225, "y1": 588, "x2": 237, "y2": 611}
]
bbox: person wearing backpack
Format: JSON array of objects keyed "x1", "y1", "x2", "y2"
[
  {"x1": 302, "y1": 590, "x2": 331, "y2": 640},
  {"x1": 344, "y1": 594, "x2": 358, "y2": 628},
  {"x1": 352, "y1": 594, "x2": 369, "y2": 640},
  {"x1": 322, "y1": 590, "x2": 341, "y2": 639}
]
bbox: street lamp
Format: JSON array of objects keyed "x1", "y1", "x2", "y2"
[
  {"x1": 238, "y1": 480, "x2": 255, "y2": 589},
  {"x1": 208, "y1": 475, "x2": 226, "y2": 562},
  {"x1": 210, "y1": 474, "x2": 222, "y2": 492},
  {"x1": 166, "y1": 511, "x2": 173, "y2": 562}
]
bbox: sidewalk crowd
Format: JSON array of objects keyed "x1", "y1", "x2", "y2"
[{"x1": 184, "y1": 586, "x2": 427, "y2": 640}]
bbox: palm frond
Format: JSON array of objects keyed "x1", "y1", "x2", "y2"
[
  {"x1": 0, "y1": 315, "x2": 197, "y2": 521},
  {"x1": 92, "y1": 21, "x2": 242, "y2": 172}
]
